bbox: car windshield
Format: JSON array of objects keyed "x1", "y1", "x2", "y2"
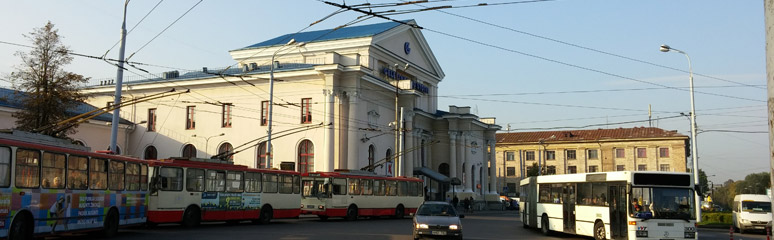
[
  {"x1": 302, "y1": 177, "x2": 331, "y2": 198},
  {"x1": 742, "y1": 201, "x2": 772, "y2": 213},
  {"x1": 417, "y1": 203, "x2": 458, "y2": 216},
  {"x1": 630, "y1": 187, "x2": 695, "y2": 220}
]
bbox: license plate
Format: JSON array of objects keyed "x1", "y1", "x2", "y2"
[
  {"x1": 431, "y1": 231, "x2": 446, "y2": 235},
  {"x1": 307, "y1": 205, "x2": 315, "y2": 209},
  {"x1": 756, "y1": 226, "x2": 765, "y2": 229}
]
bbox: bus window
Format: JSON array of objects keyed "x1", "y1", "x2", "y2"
[
  {"x1": 67, "y1": 156, "x2": 88, "y2": 189},
  {"x1": 0, "y1": 147, "x2": 9, "y2": 187},
  {"x1": 293, "y1": 175, "x2": 300, "y2": 194},
  {"x1": 186, "y1": 168, "x2": 205, "y2": 192},
  {"x1": 15, "y1": 149, "x2": 40, "y2": 188},
  {"x1": 417, "y1": 182, "x2": 424, "y2": 197},
  {"x1": 551, "y1": 184, "x2": 562, "y2": 203},
  {"x1": 90, "y1": 158, "x2": 108, "y2": 190},
  {"x1": 373, "y1": 180, "x2": 385, "y2": 196},
  {"x1": 397, "y1": 181, "x2": 408, "y2": 196},
  {"x1": 206, "y1": 170, "x2": 226, "y2": 192},
  {"x1": 577, "y1": 183, "x2": 591, "y2": 205},
  {"x1": 160, "y1": 167, "x2": 183, "y2": 191},
  {"x1": 263, "y1": 174, "x2": 278, "y2": 193},
  {"x1": 42, "y1": 152, "x2": 65, "y2": 189},
  {"x1": 539, "y1": 184, "x2": 551, "y2": 203},
  {"x1": 332, "y1": 178, "x2": 346, "y2": 195},
  {"x1": 126, "y1": 162, "x2": 140, "y2": 191},
  {"x1": 361, "y1": 179, "x2": 373, "y2": 195},
  {"x1": 280, "y1": 175, "x2": 293, "y2": 194},
  {"x1": 227, "y1": 171, "x2": 244, "y2": 192},
  {"x1": 592, "y1": 182, "x2": 608, "y2": 206},
  {"x1": 407, "y1": 182, "x2": 418, "y2": 196},
  {"x1": 140, "y1": 164, "x2": 148, "y2": 190},
  {"x1": 109, "y1": 161, "x2": 125, "y2": 190},
  {"x1": 348, "y1": 178, "x2": 361, "y2": 195},
  {"x1": 387, "y1": 181, "x2": 398, "y2": 196},
  {"x1": 245, "y1": 172, "x2": 262, "y2": 192}
]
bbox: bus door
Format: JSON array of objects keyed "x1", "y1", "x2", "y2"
[
  {"x1": 562, "y1": 184, "x2": 576, "y2": 234},
  {"x1": 608, "y1": 184, "x2": 628, "y2": 240},
  {"x1": 526, "y1": 177, "x2": 538, "y2": 228}
]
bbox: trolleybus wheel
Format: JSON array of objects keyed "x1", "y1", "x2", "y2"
[
  {"x1": 345, "y1": 205, "x2": 358, "y2": 221},
  {"x1": 594, "y1": 221, "x2": 606, "y2": 240},
  {"x1": 258, "y1": 206, "x2": 273, "y2": 224},
  {"x1": 9, "y1": 212, "x2": 32, "y2": 240},
  {"x1": 182, "y1": 206, "x2": 201, "y2": 228},
  {"x1": 394, "y1": 205, "x2": 405, "y2": 219},
  {"x1": 541, "y1": 214, "x2": 550, "y2": 236},
  {"x1": 103, "y1": 208, "x2": 120, "y2": 237}
]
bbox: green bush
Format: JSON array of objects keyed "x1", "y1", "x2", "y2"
[{"x1": 701, "y1": 212, "x2": 732, "y2": 224}]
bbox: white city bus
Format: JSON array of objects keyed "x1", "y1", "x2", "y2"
[
  {"x1": 147, "y1": 158, "x2": 301, "y2": 226},
  {"x1": 300, "y1": 170, "x2": 424, "y2": 220},
  {"x1": 520, "y1": 171, "x2": 697, "y2": 240}
]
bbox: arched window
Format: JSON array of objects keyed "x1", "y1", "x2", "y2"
[
  {"x1": 385, "y1": 148, "x2": 392, "y2": 163},
  {"x1": 368, "y1": 145, "x2": 375, "y2": 170},
  {"x1": 107, "y1": 145, "x2": 121, "y2": 155},
  {"x1": 218, "y1": 142, "x2": 233, "y2": 160},
  {"x1": 144, "y1": 145, "x2": 158, "y2": 160},
  {"x1": 439, "y1": 163, "x2": 449, "y2": 176},
  {"x1": 73, "y1": 140, "x2": 86, "y2": 146},
  {"x1": 257, "y1": 142, "x2": 273, "y2": 169},
  {"x1": 298, "y1": 140, "x2": 314, "y2": 173},
  {"x1": 182, "y1": 144, "x2": 196, "y2": 159}
]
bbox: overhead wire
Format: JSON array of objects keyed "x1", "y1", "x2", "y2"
[
  {"x1": 125, "y1": 0, "x2": 203, "y2": 61},
  {"x1": 102, "y1": 0, "x2": 165, "y2": 58}
]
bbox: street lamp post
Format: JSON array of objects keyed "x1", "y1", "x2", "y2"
[
  {"x1": 660, "y1": 44, "x2": 700, "y2": 221},
  {"x1": 192, "y1": 133, "x2": 224, "y2": 158},
  {"x1": 267, "y1": 39, "x2": 305, "y2": 168}
]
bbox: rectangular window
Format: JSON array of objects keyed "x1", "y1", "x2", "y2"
[
  {"x1": 546, "y1": 166, "x2": 556, "y2": 175},
  {"x1": 566, "y1": 150, "x2": 576, "y2": 160},
  {"x1": 348, "y1": 178, "x2": 361, "y2": 195},
  {"x1": 506, "y1": 167, "x2": 516, "y2": 176},
  {"x1": 278, "y1": 174, "x2": 292, "y2": 194},
  {"x1": 0, "y1": 147, "x2": 9, "y2": 187},
  {"x1": 615, "y1": 148, "x2": 625, "y2": 158},
  {"x1": 588, "y1": 165, "x2": 598, "y2": 173},
  {"x1": 577, "y1": 183, "x2": 591, "y2": 205},
  {"x1": 109, "y1": 161, "x2": 125, "y2": 190},
  {"x1": 637, "y1": 148, "x2": 647, "y2": 158},
  {"x1": 301, "y1": 98, "x2": 312, "y2": 123},
  {"x1": 186, "y1": 106, "x2": 196, "y2": 130},
  {"x1": 397, "y1": 181, "x2": 409, "y2": 196},
  {"x1": 616, "y1": 165, "x2": 625, "y2": 171},
  {"x1": 592, "y1": 182, "x2": 609, "y2": 206},
  {"x1": 141, "y1": 164, "x2": 148, "y2": 190},
  {"x1": 507, "y1": 183, "x2": 517, "y2": 193},
  {"x1": 545, "y1": 150, "x2": 555, "y2": 160},
  {"x1": 506, "y1": 152, "x2": 515, "y2": 161},
  {"x1": 407, "y1": 181, "x2": 418, "y2": 196},
  {"x1": 222, "y1": 104, "x2": 233, "y2": 128},
  {"x1": 332, "y1": 178, "x2": 346, "y2": 195},
  {"x1": 245, "y1": 172, "x2": 262, "y2": 193},
  {"x1": 361, "y1": 179, "x2": 373, "y2": 195},
  {"x1": 538, "y1": 184, "x2": 551, "y2": 203},
  {"x1": 261, "y1": 101, "x2": 269, "y2": 126},
  {"x1": 660, "y1": 164, "x2": 671, "y2": 171},
  {"x1": 659, "y1": 147, "x2": 669, "y2": 157},
  {"x1": 206, "y1": 170, "x2": 226, "y2": 192},
  {"x1": 525, "y1": 151, "x2": 535, "y2": 161},
  {"x1": 373, "y1": 180, "x2": 385, "y2": 196},
  {"x1": 293, "y1": 175, "x2": 301, "y2": 194},
  {"x1": 227, "y1": 171, "x2": 244, "y2": 192},
  {"x1": 263, "y1": 174, "x2": 278, "y2": 193},
  {"x1": 387, "y1": 181, "x2": 398, "y2": 196},
  {"x1": 148, "y1": 108, "x2": 157, "y2": 132},
  {"x1": 588, "y1": 149, "x2": 598, "y2": 159},
  {"x1": 567, "y1": 166, "x2": 577, "y2": 174},
  {"x1": 90, "y1": 158, "x2": 108, "y2": 190},
  {"x1": 186, "y1": 168, "x2": 205, "y2": 192},
  {"x1": 67, "y1": 155, "x2": 88, "y2": 190},
  {"x1": 159, "y1": 167, "x2": 183, "y2": 191},
  {"x1": 42, "y1": 152, "x2": 66, "y2": 189},
  {"x1": 126, "y1": 163, "x2": 141, "y2": 191},
  {"x1": 15, "y1": 149, "x2": 40, "y2": 188},
  {"x1": 638, "y1": 164, "x2": 647, "y2": 171}
]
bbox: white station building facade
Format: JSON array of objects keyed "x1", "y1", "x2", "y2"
[{"x1": 83, "y1": 20, "x2": 501, "y2": 201}]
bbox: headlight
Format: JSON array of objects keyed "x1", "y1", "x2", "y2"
[
  {"x1": 741, "y1": 219, "x2": 748, "y2": 223},
  {"x1": 416, "y1": 223, "x2": 429, "y2": 229},
  {"x1": 449, "y1": 224, "x2": 459, "y2": 230}
]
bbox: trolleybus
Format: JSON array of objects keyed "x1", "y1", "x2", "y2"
[
  {"x1": 0, "y1": 130, "x2": 148, "y2": 239},
  {"x1": 301, "y1": 170, "x2": 423, "y2": 220},
  {"x1": 146, "y1": 158, "x2": 301, "y2": 226},
  {"x1": 520, "y1": 171, "x2": 697, "y2": 240}
]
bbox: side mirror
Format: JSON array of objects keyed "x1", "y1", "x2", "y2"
[{"x1": 459, "y1": 215, "x2": 465, "y2": 218}]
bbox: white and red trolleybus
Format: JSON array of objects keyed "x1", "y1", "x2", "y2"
[
  {"x1": 0, "y1": 130, "x2": 149, "y2": 239},
  {"x1": 146, "y1": 158, "x2": 301, "y2": 226},
  {"x1": 300, "y1": 170, "x2": 424, "y2": 220}
]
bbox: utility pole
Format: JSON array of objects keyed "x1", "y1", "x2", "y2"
[{"x1": 109, "y1": 0, "x2": 129, "y2": 155}]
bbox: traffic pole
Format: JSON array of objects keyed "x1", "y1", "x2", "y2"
[{"x1": 729, "y1": 226, "x2": 733, "y2": 240}]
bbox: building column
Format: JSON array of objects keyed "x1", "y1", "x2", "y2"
[
  {"x1": 404, "y1": 111, "x2": 414, "y2": 177},
  {"x1": 462, "y1": 134, "x2": 473, "y2": 192},
  {"x1": 347, "y1": 91, "x2": 359, "y2": 170},
  {"x1": 324, "y1": 89, "x2": 335, "y2": 172},
  {"x1": 489, "y1": 139, "x2": 497, "y2": 194},
  {"x1": 448, "y1": 131, "x2": 457, "y2": 181}
]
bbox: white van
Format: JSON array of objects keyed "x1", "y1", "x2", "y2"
[{"x1": 732, "y1": 194, "x2": 773, "y2": 233}]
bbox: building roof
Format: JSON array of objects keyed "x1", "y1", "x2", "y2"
[
  {"x1": 234, "y1": 20, "x2": 407, "y2": 51},
  {"x1": 0, "y1": 87, "x2": 131, "y2": 124},
  {"x1": 496, "y1": 127, "x2": 688, "y2": 144}
]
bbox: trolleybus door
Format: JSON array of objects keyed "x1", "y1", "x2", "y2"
[
  {"x1": 526, "y1": 177, "x2": 538, "y2": 227},
  {"x1": 563, "y1": 184, "x2": 576, "y2": 234},
  {"x1": 608, "y1": 184, "x2": 628, "y2": 240}
]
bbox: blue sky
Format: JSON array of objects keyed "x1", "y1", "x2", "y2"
[{"x1": 0, "y1": 0, "x2": 766, "y2": 184}]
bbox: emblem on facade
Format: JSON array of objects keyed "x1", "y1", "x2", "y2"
[
  {"x1": 404, "y1": 42, "x2": 411, "y2": 55},
  {"x1": 470, "y1": 141, "x2": 478, "y2": 154}
]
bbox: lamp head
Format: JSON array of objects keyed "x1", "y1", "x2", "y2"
[
  {"x1": 286, "y1": 39, "x2": 296, "y2": 45},
  {"x1": 191, "y1": 134, "x2": 197, "y2": 137},
  {"x1": 218, "y1": 133, "x2": 225, "y2": 136},
  {"x1": 660, "y1": 44, "x2": 671, "y2": 52},
  {"x1": 297, "y1": 42, "x2": 306, "y2": 48}
]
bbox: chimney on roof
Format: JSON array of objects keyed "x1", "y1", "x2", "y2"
[
  {"x1": 162, "y1": 71, "x2": 179, "y2": 79},
  {"x1": 250, "y1": 63, "x2": 259, "y2": 71},
  {"x1": 242, "y1": 64, "x2": 249, "y2": 72},
  {"x1": 202, "y1": 67, "x2": 208, "y2": 73}
]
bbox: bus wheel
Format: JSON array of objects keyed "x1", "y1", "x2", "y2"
[
  {"x1": 345, "y1": 206, "x2": 358, "y2": 221},
  {"x1": 103, "y1": 209, "x2": 120, "y2": 237},
  {"x1": 318, "y1": 215, "x2": 329, "y2": 221},
  {"x1": 394, "y1": 205, "x2": 405, "y2": 219},
  {"x1": 182, "y1": 207, "x2": 201, "y2": 228},
  {"x1": 540, "y1": 215, "x2": 550, "y2": 236},
  {"x1": 594, "y1": 221, "x2": 606, "y2": 240},
  {"x1": 9, "y1": 212, "x2": 32, "y2": 240},
  {"x1": 258, "y1": 206, "x2": 273, "y2": 224}
]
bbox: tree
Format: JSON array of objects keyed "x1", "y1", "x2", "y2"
[
  {"x1": 526, "y1": 163, "x2": 540, "y2": 177},
  {"x1": 10, "y1": 21, "x2": 88, "y2": 138},
  {"x1": 698, "y1": 169, "x2": 710, "y2": 197},
  {"x1": 736, "y1": 172, "x2": 770, "y2": 195}
]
